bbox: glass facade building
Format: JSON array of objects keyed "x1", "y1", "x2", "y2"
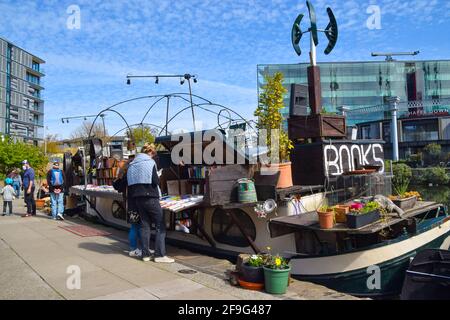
[
  {"x1": 0, "y1": 37, "x2": 45, "y2": 145},
  {"x1": 257, "y1": 60, "x2": 450, "y2": 125}
]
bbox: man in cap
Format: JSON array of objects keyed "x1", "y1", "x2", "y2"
[
  {"x1": 46, "y1": 161, "x2": 66, "y2": 220},
  {"x1": 22, "y1": 160, "x2": 36, "y2": 217}
]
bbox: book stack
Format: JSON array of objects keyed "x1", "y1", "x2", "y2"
[{"x1": 188, "y1": 166, "x2": 207, "y2": 179}]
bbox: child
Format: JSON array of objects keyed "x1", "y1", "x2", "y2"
[{"x1": 2, "y1": 178, "x2": 15, "y2": 216}]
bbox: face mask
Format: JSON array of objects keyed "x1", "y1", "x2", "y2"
[{"x1": 22, "y1": 165, "x2": 27, "y2": 171}]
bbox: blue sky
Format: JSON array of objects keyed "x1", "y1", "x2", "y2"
[{"x1": 1, "y1": 0, "x2": 450, "y2": 138}]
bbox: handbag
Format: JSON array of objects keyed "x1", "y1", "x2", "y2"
[{"x1": 128, "y1": 209, "x2": 140, "y2": 224}]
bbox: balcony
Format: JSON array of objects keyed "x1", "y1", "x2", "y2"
[
  {"x1": 26, "y1": 66, "x2": 45, "y2": 77},
  {"x1": 29, "y1": 104, "x2": 44, "y2": 114}
]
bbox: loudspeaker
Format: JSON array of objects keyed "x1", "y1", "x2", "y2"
[{"x1": 289, "y1": 84, "x2": 308, "y2": 117}]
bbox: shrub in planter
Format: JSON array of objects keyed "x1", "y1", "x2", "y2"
[
  {"x1": 346, "y1": 201, "x2": 381, "y2": 229},
  {"x1": 263, "y1": 254, "x2": 291, "y2": 294}
]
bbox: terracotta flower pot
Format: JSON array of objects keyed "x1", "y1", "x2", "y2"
[
  {"x1": 318, "y1": 210, "x2": 335, "y2": 229},
  {"x1": 273, "y1": 162, "x2": 293, "y2": 189},
  {"x1": 334, "y1": 205, "x2": 350, "y2": 223},
  {"x1": 36, "y1": 199, "x2": 46, "y2": 210}
]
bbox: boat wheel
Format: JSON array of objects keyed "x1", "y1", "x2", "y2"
[{"x1": 112, "y1": 201, "x2": 126, "y2": 220}]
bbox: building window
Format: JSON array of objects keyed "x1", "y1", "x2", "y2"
[
  {"x1": 402, "y1": 120, "x2": 439, "y2": 142},
  {"x1": 212, "y1": 208, "x2": 256, "y2": 247},
  {"x1": 26, "y1": 73, "x2": 40, "y2": 85},
  {"x1": 361, "y1": 126, "x2": 371, "y2": 139},
  {"x1": 32, "y1": 61, "x2": 40, "y2": 72}
]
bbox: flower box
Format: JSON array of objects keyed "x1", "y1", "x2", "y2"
[
  {"x1": 346, "y1": 210, "x2": 381, "y2": 229},
  {"x1": 392, "y1": 196, "x2": 417, "y2": 210},
  {"x1": 334, "y1": 205, "x2": 350, "y2": 223}
]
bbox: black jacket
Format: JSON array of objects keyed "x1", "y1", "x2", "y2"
[{"x1": 112, "y1": 175, "x2": 138, "y2": 217}]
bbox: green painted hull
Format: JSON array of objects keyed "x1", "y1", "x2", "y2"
[{"x1": 293, "y1": 232, "x2": 450, "y2": 297}]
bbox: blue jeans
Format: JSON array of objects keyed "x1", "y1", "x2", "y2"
[
  {"x1": 129, "y1": 223, "x2": 142, "y2": 251},
  {"x1": 13, "y1": 183, "x2": 20, "y2": 197},
  {"x1": 50, "y1": 193, "x2": 64, "y2": 218}
]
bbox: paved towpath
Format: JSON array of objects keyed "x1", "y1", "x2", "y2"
[{"x1": 0, "y1": 198, "x2": 358, "y2": 300}]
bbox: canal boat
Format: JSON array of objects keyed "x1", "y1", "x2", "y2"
[{"x1": 269, "y1": 200, "x2": 450, "y2": 297}]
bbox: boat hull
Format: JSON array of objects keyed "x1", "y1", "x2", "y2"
[{"x1": 289, "y1": 220, "x2": 450, "y2": 297}]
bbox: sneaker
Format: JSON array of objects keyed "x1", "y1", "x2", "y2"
[
  {"x1": 22, "y1": 214, "x2": 32, "y2": 218},
  {"x1": 142, "y1": 256, "x2": 151, "y2": 262},
  {"x1": 57, "y1": 213, "x2": 65, "y2": 220},
  {"x1": 129, "y1": 249, "x2": 142, "y2": 257},
  {"x1": 154, "y1": 256, "x2": 175, "y2": 264}
]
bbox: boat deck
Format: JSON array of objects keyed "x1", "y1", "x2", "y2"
[{"x1": 269, "y1": 201, "x2": 442, "y2": 235}]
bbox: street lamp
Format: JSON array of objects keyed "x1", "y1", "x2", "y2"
[
  {"x1": 61, "y1": 114, "x2": 107, "y2": 138},
  {"x1": 387, "y1": 96, "x2": 400, "y2": 162},
  {"x1": 126, "y1": 73, "x2": 199, "y2": 131}
]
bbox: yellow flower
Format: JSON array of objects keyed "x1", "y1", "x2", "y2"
[{"x1": 275, "y1": 258, "x2": 282, "y2": 267}]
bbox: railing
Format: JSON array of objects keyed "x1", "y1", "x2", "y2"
[{"x1": 347, "y1": 98, "x2": 450, "y2": 125}]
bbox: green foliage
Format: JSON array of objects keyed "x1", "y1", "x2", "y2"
[
  {"x1": 390, "y1": 163, "x2": 412, "y2": 196},
  {"x1": 255, "y1": 72, "x2": 293, "y2": 162},
  {"x1": 361, "y1": 201, "x2": 380, "y2": 214},
  {"x1": 424, "y1": 143, "x2": 441, "y2": 158},
  {"x1": 127, "y1": 126, "x2": 156, "y2": 147},
  {"x1": 264, "y1": 254, "x2": 290, "y2": 270},
  {"x1": 423, "y1": 143, "x2": 442, "y2": 165},
  {"x1": 0, "y1": 138, "x2": 48, "y2": 177},
  {"x1": 246, "y1": 254, "x2": 267, "y2": 268},
  {"x1": 419, "y1": 167, "x2": 450, "y2": 185}
]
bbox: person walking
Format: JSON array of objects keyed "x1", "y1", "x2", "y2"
[
  {"x1": 47, "y1": 161, "x2": 66, "y2": 220},
  {"x1": 127, "y1": 143, "x2": 174, "y2": 263},
  {"x1": 22, "y1": 160, "x2": 36, "y2": 217},
  {"x1": 9, "y1": 169, "x2": 22, "y2": 198},
  {"x1": 1, "y1": 178, "x2": 15, "y2": 216}
]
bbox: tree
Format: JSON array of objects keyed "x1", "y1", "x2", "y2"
[
  {"x1": 254, "y1": 72, "x2": 293, "y2": 162},
  {"x1": 127, "y1": 125, "x2": 157, "y2": 147},
  {"x1": 43, "y1": 134, "x2": 63, "y2": 155},
  {"x1": 0, "y1": 137, "x2": 48, "y2": 179},
  {"x1": 70, "y1": 121, "x2": 108, "y2": 140},
  {"x1": 424, "y1": 143, "x2": 442, "y2": 165}
]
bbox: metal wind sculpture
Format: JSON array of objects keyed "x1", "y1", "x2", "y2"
[
  {"x1": 291, "y1": 1, "x2": 338, "y2": 63},
  {"x1": 291, "y1": 1, "x2": 338, "y2": 114}
]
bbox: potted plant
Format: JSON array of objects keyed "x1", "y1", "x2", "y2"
[
  {"x1": 333, "y1": 204, "x2": 350, "y2": 223},
  {"x1": 263, "y1": 253, "x2": 291, "y2": 294},
  {"x1": 346, "y1": 201, "x2": 381, "y2": 229},
  {"x1": 317, "y1": 206, "x2": 335, "y2": 229},
  {"x1": 389, "y1": 191, "x2": 421, "y2": 210},
  {"x1": 255, "y1": 72, "x2": 294, "y2": 189},
  {"x1": 240, "y1": 254, "x2": 266, "y2": 284}
]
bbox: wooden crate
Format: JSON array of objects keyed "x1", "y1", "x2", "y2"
[
  {"x1": 288, "y1": 114, "x2": 346, "y2": 140},
  {"x1": 205, "y1": 165, "x2": 253, "y2": 206}
]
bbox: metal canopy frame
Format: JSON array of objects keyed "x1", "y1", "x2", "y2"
[{"x1": 86, "y1": 93, "x2": 256, "y2": 145}]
